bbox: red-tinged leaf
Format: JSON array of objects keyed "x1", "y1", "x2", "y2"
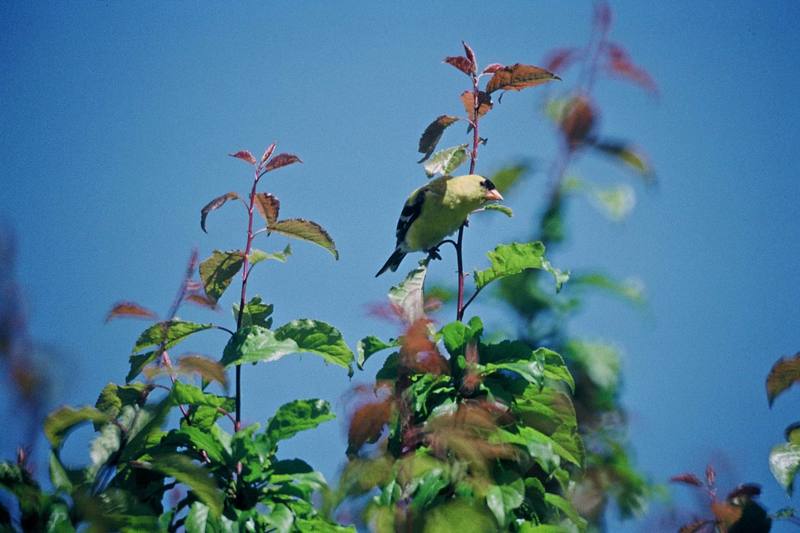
[
  {"x1": 260, "y1": 143, "x2": 276, "y2": 165},
  {"x1": 185, "y1": 293, "x2": 218, "y2": 310},
  {"x1": 254, "y1": 192, "x2": 280, "y2": 226},
  {"x1": 706, "y1": 464, "x2": 716, "y2": 487},
  {"x1": 347, "y1": 397, "x2": 393, "y2": 456},
  {"x1": 229, "y1": 150, "x2": 257, "y2": 165},
  {"x1": 460, "y1": 90, "x2": 492, "y2": 123},
  {"x1": 727, "y1": 483, "x2": 761, "y2": 502},
  {"x1": 560, "y1": 96, "x2": 596, "y2": 149},
  {"x1": 200, "y1": 192, "x2": 240, "y2": 233},
  {"x1": 485, "y1": 63, "x2": 560, "y2": 93},
  {"x1": 679, "y1": 520, "x2": 714, "y2": 533},
  {"x1": 263, "y1": 153, "x2": 302, "y2": 173},
  {"x1": 670, "y1": 473, "x2": 703, "y2": 487},
  {"x1": 766, "y1": 352, "x2": 800, "y2": 406},
  {"x1": 462, "y1": 41, "x2": 477, "y2": 72},
  {"x1": 604, "y1": 43, "x2": 658, "y2": 94},
  {"x1": 444, "y1": 56, "x2": 474, "y2": 76},
  {"x1": 482, "y1": 63, "x2": 504, "y2": 75},
  {"x1": 177, "y1": 355, "x2": 227, "y2": 388},
  {"x1": 543, "y1": 47, "x2": 582, "y2": 73},
  {"x1": 418, "y1": 115, "x2": 459, "y2": 162},
  {"x1": 105, "y1": 301, "x2": 157, "y2": 323}
]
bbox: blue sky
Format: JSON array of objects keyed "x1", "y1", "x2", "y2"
[{"x1": 2, "y1": 1, "x2": 800, "y2": 529}]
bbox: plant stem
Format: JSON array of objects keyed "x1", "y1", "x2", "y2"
[
  {"x1": 234, "y1": 167, "x2": 262, "y2": 430},
  {"x1": 456, "y1": 70, "x2": 482, "y2": 322}
]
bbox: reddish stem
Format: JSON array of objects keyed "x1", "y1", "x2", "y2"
[
  {"x1": 233, "y1": 166, "x2": 263, "y2": 430},
  {"x1": 455, "y1": 70, "x2": 482, "y2": 322}
]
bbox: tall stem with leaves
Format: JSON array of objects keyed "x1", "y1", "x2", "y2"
[
  {"x1": 455, "y1": 57, "x2": 482, "y2": 322},
  {"x1": 417, "y1": 41, "x2": 560, "y2": 322},
  {"x1": 16, "y1": 143, "x2": 354, "y2": 532},
  {"x1": 232, "y1": 147, "x2": 273, "y2": 429}
]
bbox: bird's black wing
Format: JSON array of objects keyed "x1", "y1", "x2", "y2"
[{"x1": 395, "y1": 186, "x2": 428, "y2": 247}]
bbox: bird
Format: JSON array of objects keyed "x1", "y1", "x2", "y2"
[{"x1": 376, "y1": 174, "x2": 503, "y2": 276}]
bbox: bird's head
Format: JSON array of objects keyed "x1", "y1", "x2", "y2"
[
  {"x1": 479, "y1": 177, "x2": 503, "y2": 202},
  {"x1": 441, "y1": 174, "x2": 504, "y2": 208}
]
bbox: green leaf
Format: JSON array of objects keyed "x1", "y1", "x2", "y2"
[
  {"x1": 221, "y1": 325, "x2": 298, "y2": 367},
  {"x1": 483, "y1": 360, "x2": 544, "y2": 385},
  {"x1": 119, "y1": 397, "x2": 173, "y2": 463},
  {"x1": 172, "y1": 381, "x2": 233, "y2": 411},
  {"x1": 357, "y1": 336, "x2": 398, "y2": 370},
  {"x1": 515, "y1": 388, "x2": 577, "y2": 435},
  {"x1": 770, "y1": 442, "x2": 800, "y2": 495},
  {"x1": 266, "y1": 399, "x2": 335, "y2": 444},
  {"x1": 232, "y1": 296, "x2": 274, "y2": 329},
  {"x1": 421, "y1": 500, "x2": 496, "y2": 532},
  {"x1": 127, "y1": 352, "x2": 157, "y2": 382},
  {"x1": 409, "y1": 374, "x2": 454, "y2": 416},
  {"x1": 44, "y1": 406, "x2": 108, "y2": 448},
  {"x1": 376, "y1": 352, "x2": 400, "y2": 381},
  {"x1": 410, "y1": 469, "x2": 448, "y2": 509},
  {"x1": 45, "y1": 502, "x2": 73, "y2": 532},
  {"x1": 95, "y1": 382, "x2": 150, "y2": 428},
  {"x1": 199, "y1": 250, "x2": 245, "y2": 303},
  {"x1": 163, "y1": 426, "x2": 227, "y2": 464},
  {"x1": 591, "y1": 184, "x2": 636, "y2": 221},
  {"x1": 519, "y1": 525, "x2": 569, "y2": 533},
  {"x1": 565, "y1": 340, "x2": 621, "y2": 391},
  {"x1": 474, "y1": 242, "x2": 568, "y2": 292},
  {"x1": 486, "y1": 478, "x2": 524, "y2": 528},
  {"x1": 263, "y1": 504, "x2": 294, "y2": 533},
  {"x1": 767, "y1": 353, "x2": 800, "y2": 407},
  {"x1": 537, "y1": 347, "x2": 575, "y2": 391},
  {"x1": 275, "y1": 319, "x2": 355, "y2": 372},
  {"x1": 488, "y1": 164, "x2": 530, "y2": 194},
  {"x1": 249, "y1": 244, "x2": 291, "y2": 266},
  {"x1": 268, "y1": 219, "x2": 338, "y2": 259},
  {"x1": 592, "y1": 140, "x2": 653, "y2": 180},
  {"x1": 544, "y1": 493, "x2": 587, "y2": 530},
  {"x1": 418, "y1": 115, "x2": 459, "y2": 162},
  {"x1": 570, "y1": 272, "x2": 645, "y2": 305},
  {"x1": 388, "y1": 258, "x2": 429, "y2": 323},
  {"x1": 423, "y1": 144, "x2": 469, "y2": 177},
  {"x1": 481, "y1": 204, "x2": 513, "y2": 217},
  {"x1": 185, "y1": 502, "x2": 210, "y2": 533},
  {"x1": 132, "y1": 320, "x2": 213, "y2": 354},
  {"x1": 49, "y1": 451, "x2": 73, "y2": 492},
  {"x1": 440, "y1": 316, "x2": 483, "y2": 357},
  {"x1": 148, "y1": 453, "x2": 223, "y2": 517}
]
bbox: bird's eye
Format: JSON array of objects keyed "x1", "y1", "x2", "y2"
[{"x1": 481, "y1": 179, "x2": 497, "y2": 190}]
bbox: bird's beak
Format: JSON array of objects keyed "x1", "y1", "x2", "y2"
[{"x1": 484, "y1": 189, "x2": 504, "y2": 201}]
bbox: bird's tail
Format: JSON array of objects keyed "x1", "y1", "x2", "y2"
[{"x1": 375, "y1": 249, "x2": 407, "y2": 277}]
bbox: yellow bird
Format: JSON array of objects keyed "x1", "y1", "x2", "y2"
[{"x1": 376, "y1": 174, "x2": 503, "y2": 276}]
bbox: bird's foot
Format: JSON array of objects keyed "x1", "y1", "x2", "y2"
[{"x1": 426, "y1": 247, "x2": 443, "y2": 261}]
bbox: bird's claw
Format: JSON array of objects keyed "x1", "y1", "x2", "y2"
[{"x1": 427, "y1": 248, "x2": 443, "y2": 261}]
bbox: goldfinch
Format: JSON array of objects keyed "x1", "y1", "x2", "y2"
[{"x1": 376, "y1": 174, "x2": 503, "y2": 276}]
